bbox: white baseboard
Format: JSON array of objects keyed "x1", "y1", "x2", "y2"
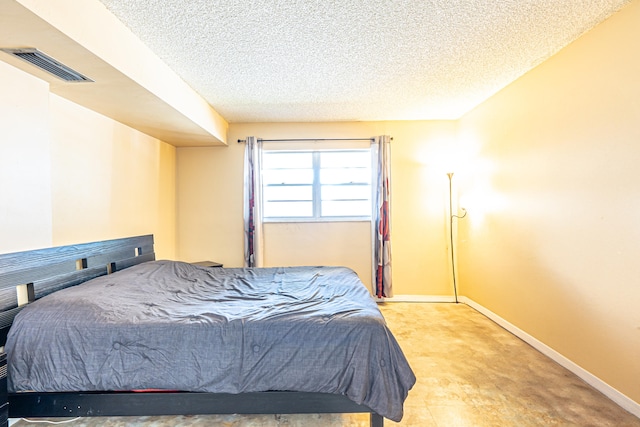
[
  {"x1": 375, "y1": 294, "x2": 457, "y2": 303},
  {"x1": 460, "y1": 296, "x2": 640, "y2": 418}
]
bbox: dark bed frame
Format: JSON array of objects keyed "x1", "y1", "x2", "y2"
[{"x1": 0, "y1": 235, "x2": 384, "y2": 426}]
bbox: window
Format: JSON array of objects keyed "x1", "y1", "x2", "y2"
[{"x1": 262, "y1": 149, "x2": 372, "y2": 221}]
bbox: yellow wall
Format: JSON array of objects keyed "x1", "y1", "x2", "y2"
[
  {"x1": 263, "y1": 221, "x2": 372, "y2": 286},
  {"x1": 0, "y1": 62, "x2": 177, "y2": 259},
  {"x1": 177, "y1": 121, "x2": 457, "y2": 295},
  {"x1": 0, "y1": 60, "x2": 53, "y2": 253},
  {"x1": 49, "y1": 94, "x2": 177, "y2": 258},
  {"x1": 457, "y1": 0, "x2": 640, "y2": 404}
]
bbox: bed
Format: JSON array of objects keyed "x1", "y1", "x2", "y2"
[{"x1": 0, "y1": 235, "x2": 415, "y2": 426}]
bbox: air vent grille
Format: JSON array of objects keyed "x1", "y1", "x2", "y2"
[{"x1": 1, "y1": 48, "x2": 93, "y2": 82}]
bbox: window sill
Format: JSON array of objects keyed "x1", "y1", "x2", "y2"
[{"x1": 263, "y1": 217, "x2": 371, "y2": 224}]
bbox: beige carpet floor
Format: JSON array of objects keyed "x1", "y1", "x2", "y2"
[{"x1": 12, "y1": 303, "x2": 640, "y2": 426}]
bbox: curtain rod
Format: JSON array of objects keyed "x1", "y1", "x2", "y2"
[{"x1": 237, "y1": 138, "x2": 377, "y2": 143}]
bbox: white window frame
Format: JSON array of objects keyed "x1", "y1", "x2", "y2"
[{"x1": 262, "y1": 148, "x2": 372, "y2": 223}]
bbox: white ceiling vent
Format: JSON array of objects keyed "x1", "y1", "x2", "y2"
[{"x1": 0, "y1": 48, "x2": 93, "y2": 82}]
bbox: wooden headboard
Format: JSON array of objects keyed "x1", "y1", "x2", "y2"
[{"x1": 0, "y1": 235, "x2": 155, "y2": 346}]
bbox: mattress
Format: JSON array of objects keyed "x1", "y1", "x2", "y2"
[{"x1": 6, "y1": 261, "x2": 415, "y2": 421}]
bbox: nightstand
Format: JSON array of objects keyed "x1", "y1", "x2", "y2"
[{"x1": 192, "y1": 261, "x2": 223, "y2": 268}]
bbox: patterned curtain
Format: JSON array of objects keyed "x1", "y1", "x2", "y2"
[
  {"x1": 372, "y1": 135, "x2": 393, "y2": 298},
  {"x1": 243, "y1": 136, "x2": 264, "y2": 267}
]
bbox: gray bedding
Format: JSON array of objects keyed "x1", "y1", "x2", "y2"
[{"x1": 6, "y1": 261, "x2": 415, "y2": 421}]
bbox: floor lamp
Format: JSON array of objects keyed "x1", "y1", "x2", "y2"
[{"x1": 447, "y1": 172, "x2": 466, "y2": 303}]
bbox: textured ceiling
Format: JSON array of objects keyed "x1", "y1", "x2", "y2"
[{"x1": 97, "y1": 0, "x2": 630, "y2": 123}]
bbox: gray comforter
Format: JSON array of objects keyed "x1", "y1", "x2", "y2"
[{"x1": 6, "y1": 261, "x2": 415, "y2": 421}]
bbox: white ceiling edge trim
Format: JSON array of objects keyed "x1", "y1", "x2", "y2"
[{"x1": 5, "y1": 0, "x2": 228, "y2": 146}]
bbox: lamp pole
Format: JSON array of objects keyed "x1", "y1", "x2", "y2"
[{"x1": 447, "y1": 172, "x2": 459, "y2": 303}]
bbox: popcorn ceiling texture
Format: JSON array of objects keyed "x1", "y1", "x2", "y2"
[{"x1": 98, "y1": 0, "x2": 630, "y2": 122}]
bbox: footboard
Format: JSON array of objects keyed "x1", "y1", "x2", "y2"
[{"x1": 9, "y1": 391, "x2": 384, "y2": 426}]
